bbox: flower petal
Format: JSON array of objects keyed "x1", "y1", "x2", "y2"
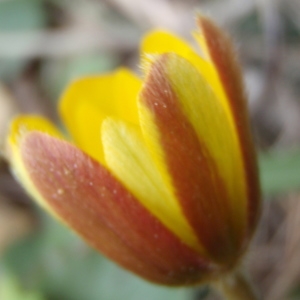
[
  {"x1": 101, "y1": 117, "x2": 203, "y2": 254},
  {"x1": 196, "y1": 15, "x2": 261, "y2": 234},
  {"x1": 141, "y1": 31, "x2": 224, "y2": 112},
  {"x1": 141, "y1": 30, "x2": 206, "y2": 70},
  {"x1": 7, "y1": 115, "x2": 63, "y2": 215},
  {"x1": 13, "y1": 129, "x2": 213, "y2": 285},
  {"x1": 139, "y1": 54, "x2": 247, "y2": 264},
  {"x1": 59, "y1": 68, "x2": 142, "y2": 163}
]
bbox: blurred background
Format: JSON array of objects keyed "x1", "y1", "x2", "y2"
[{"x1": 0, "y1": 0, "x2": 300, "y2": 299}]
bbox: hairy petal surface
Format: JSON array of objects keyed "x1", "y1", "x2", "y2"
[
  {"x1": 196, "y1": 15, "x2": 261, "y2": 235},
  {"x1": 102, "y1": 117, "x2": 202, "y2": 253},
  {"x1": 139, "y1": 54, "x2": 246, "y2": 265},
  {"x1": 16, "y1": 130, "x2": 213, "y2": 285},
  {"x1": 7, "y1": 116, "x2": 64, "y2": 216},
  {"x1": 141, "y1": 31, "x2": 227, "y2": 121}
]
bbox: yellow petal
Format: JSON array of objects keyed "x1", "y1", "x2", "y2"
[
  {"x1": 59, "y1": 68, "x2": 142, "y2": 163},
  {"x1": 101, "y1": 117, "x2": 204, "y2": 254},
  {"x1": 164, "y1": 54, "x2": 247, "y2": 242},
  {"x1": 196, "y1": 15, "x2": 261, "y2": 233},
  {"x1": 141, "y1": 30, "x2": 205, "y2": 70},
  {"x1": 141, "y1": 31, "x2": 232, "y2": 132},
  {"x1": 7, "y1": 115, "x2": 63, "y2": 217},
  {"x1": 142, "y1": 32, "x2": 215, "y2": 91}
]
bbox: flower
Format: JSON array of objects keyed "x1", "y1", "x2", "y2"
[{"x1": 6, "y1": 15, "x2": 260, "y2": 286}]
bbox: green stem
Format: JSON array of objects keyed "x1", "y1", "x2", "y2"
[{"x1": 212, "y1": 270, "x2": 260, "y2": 300}]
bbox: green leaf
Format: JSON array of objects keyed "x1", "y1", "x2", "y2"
[{"x1": 259, "y1": 149, "x2": 300, "y2": 195}]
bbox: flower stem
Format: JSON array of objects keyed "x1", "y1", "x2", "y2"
[{"x1": 212, "y1": 270, "x2": 260, "y2": 300}]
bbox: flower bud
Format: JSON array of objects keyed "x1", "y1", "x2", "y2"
[{"x1": 6, "y1": 15, "x2": 260, "y2": 286}]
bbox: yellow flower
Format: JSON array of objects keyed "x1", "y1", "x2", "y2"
[{"x1": 6, "y1": 15, "x2": 260, "y2": 285}]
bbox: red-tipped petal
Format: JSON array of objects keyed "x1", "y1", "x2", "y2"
[
  {"x1": 197, "y1": 15, "x2": 261, "y2": 234},
  {"x1": 20, "y1": 131, "x2": 214, "y2": 285},
  {"x1": 140, "y1": 55, "x2": 239, "y2": 265}
]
